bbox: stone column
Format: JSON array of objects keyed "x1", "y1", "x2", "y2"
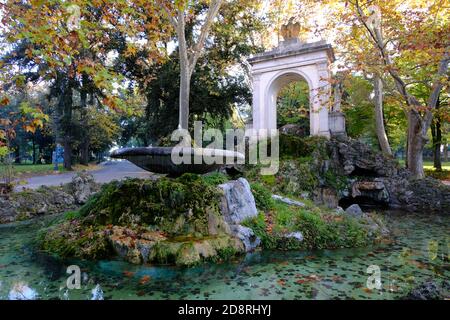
[
  {"x1": 313, "y1": 61, "x2": 331, "y2": 137},
  {"x1": 252, "y1": 73, "x2": 262, "y2": 131}
]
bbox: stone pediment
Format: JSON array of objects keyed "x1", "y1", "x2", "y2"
[{"x1": 248, "y1": 40, "x2": 335, "y2": 65}]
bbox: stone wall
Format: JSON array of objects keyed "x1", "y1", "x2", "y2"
[{"x1": 0, "y1": 172, "x2": 99, "y2": 224}]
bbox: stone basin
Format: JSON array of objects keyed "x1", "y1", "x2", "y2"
[{"x1": 110, "y1": 147, "x2": 245, "y2": 176}]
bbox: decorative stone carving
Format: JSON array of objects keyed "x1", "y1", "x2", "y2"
[{"x1": 281, "y1": 18, "x2": 301, "y2": 40}]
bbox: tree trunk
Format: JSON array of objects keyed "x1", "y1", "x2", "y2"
[
  {"x1": 177, "y1": 9, "x2": 191, "y2": 131},
  {"x1": 406, "y1": 111, "x2": 426, "y2": 178},
  {"x1": 80, "y1": 141, "x2": 90, "y2": 165},
  {"x1": 179, "y1": 61, "x2": 191, "y2": 130},
  {"x1": 443, "y1": 143, "x2": 448, "y2": 162},
  {"x1": 63, "y1": 138, "x2": 72, "y2": 170},
  {"x1": 32, "y1": 136, "x2": 36, "y2": 164},
  {"x1": 61, "y1": 79, "x2": 73, "y2": 170},
  {"x1": 79, "y1": 74, "x2": 89, "y2": 166},
  {"x1": 432, "y1": 117, "x2": 442, "y2": 171},
  {"x1": 373, "y1": 76, "x2": 392, "y2": 155},
  {"x1": 14, "y1": 146, "x2": 20, "y2": 164},
  {"x1": 432, "y1": 97, "x2": 442, "y2": 171}
]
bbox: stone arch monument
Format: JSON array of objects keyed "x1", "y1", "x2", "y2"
[{"x1": 248, "y1": 19, "x2": 345, "y2": 137}]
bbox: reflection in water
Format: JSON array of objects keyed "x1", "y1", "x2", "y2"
[
  {"x1": 0, "y1": 211, "x2": 448, "y2": 300},
  {"x1": 8, "y1": 282, "x2": 38, "y2": 300},
  {"x1": 91, "y1": 284, "x2": 104, "y2": 300}
]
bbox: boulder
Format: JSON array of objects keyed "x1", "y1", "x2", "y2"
[
  {"x1": 69, "y1": 172, "x2": 98, "y2": 205},
  {"x1": 403, "y1": 280, "x2": 450, "y2": 300},
  {"x1": 219, "y1": 178, "x2": 258, "y2": 224},
  {"x1": 8, "y1": 282, "x2": 38, "y2": 300},
  {"x1": 331, "y1": 138, "x2": 399, "y2": 177},
  {"x1": 272, "y1": 194, "x2": 305, "y2": 207},
  {"x1": 218, "y1": 178, "x2": 261, "y2": 252},
  {"x1": 351, "y1": 180, "x2": 389, "y2": 204},
  {"x1": 283, "y1": 232, "x2": 304, "y2": 242},
  {"x1": 107, "y1": 226, "x2": 166, "y2": 264},
  {"x1": 345, "y1": 204, "x2": 364, "y2": 218},
  {"x1": 279, "y1": 124, "x2": 307, "y2": 137},
  {"x1": 229, "y1": 225, "x2": 261, "y2": 252},
  {"x1": 313, "y1": 187, "x2": 339, "y2": 208},
  {"x1": 91, "y1": 284, "x2": 104, "y2": 300}
]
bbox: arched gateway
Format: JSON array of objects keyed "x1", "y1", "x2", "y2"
[{"x1": 248, "y1": 20, "x2": 345, "y2": 137}]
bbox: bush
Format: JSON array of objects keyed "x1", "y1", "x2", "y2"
[
  {"x1": 202, "y1": 172, "x2": 229, "y2": 186},
  {"x1": 250, "y1": 183, "x2": 275, "y2": 211},
  {"x1": 279, "y1": 134, "x2": 328, "y2": 159},
  {"x1": 243, "y1": 202, "x2": 371, "y2": 251}
]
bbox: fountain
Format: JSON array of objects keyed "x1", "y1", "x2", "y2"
[{"x1": 110, "y1": 146, "x2": 244, "y2": 176}]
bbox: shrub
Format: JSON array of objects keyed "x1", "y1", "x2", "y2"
[
  {"x1": 243, "y1": 202, "x2": 371, "y2": 251},
  {"x1": 250, "y1": 183, "x2": 275, "y2": 211},
  {"x1": 202, "y1": 172, "x2": 229, "y2": 186}
]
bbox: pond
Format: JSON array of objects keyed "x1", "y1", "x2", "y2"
[{"x1": 0, "y1": 211, "x2": 448, "y2": 300}]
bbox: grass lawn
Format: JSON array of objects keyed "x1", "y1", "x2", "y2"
[
  {"x1": 0, "y1": 163, "x2": 101, "y2": 179},
  {"x1": 397, "y1": 160, "x2": 450, "y2": 170},
  {"x1": 397, "y1": 159, "x2": 450, "y2": 180},
  {"x1": 422, "y1": 161, "x2": 450, "y2": 171}
]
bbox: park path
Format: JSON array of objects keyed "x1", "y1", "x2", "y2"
[{"x1": 14, "y1": 160, "x2": 153, "y2": 191}]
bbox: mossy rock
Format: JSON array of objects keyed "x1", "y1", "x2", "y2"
[
  {"x1": 77, "y1": 174, "x2": 222, "y2": 235},
  {"x1": 39, "y1": 221, "x2": 113, "y2": 259},
  {"x1": 38, "y1": 173, "x2": 246, "y2": 266},
  {"x1": 242, "y1": 202, "x2": 374, "y2": 251},
  {"x1": 148, "y1": 235, "x2": 243, "y2": 266}
]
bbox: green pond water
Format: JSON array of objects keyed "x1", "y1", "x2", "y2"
[{"x1": 0, "y1": 211, "x2": 448, "y2": 300}]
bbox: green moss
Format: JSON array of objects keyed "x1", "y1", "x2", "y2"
[
  {"x1": 75, "y1": 174, "x2": 221, "y2": 235},
  {"x1": 260, "y1": 175, "x2": 276, "y2": 186},
  {"x1": 243, "y1": 202, "x2": 371, "y2": 251},
  {"x1": 65, "y1": 210, "x2": 82, "y2": 220},
  {"x1": 323, "y1": 169, "x2": 349, "y2": 194},
  {"x1": 148, "y1": 235, "x2": 242, "y2": 266},
  {"x1": 39, "y1": 222, "x2": 113, "y2": 259},
  {"x1": 201, "y1": 172, "x2": 229, "y2": 186},
  {"x1": 279, "y1": 134, "x2": 328, "y2": 159},
  {"x1": 250, "y1": 183, "x2": 275, "y2": 211}
]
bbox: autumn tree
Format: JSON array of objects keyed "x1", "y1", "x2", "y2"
[
  {"x1": 0, "y1": 0, "x2": 166, "y2": 168},
  {"x1": 157, "y1": 0, "x2": 226, "y2": 131},
  {"x1": 326, "y1": 0, "x2": 449, "y2": 177},
  {"x1": 115, "y1": 0, "x2": 264, "y2": 144}
]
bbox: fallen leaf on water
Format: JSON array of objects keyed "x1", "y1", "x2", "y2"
[
  {"x1": 139, "y1": 275, "x2": 151, "y2": 285},
  {"x1": 363, "y1": 288, "x2": 373, "y2": 294},
  {"x1": 123, "y1": 270, "x2": 135, "y2": 278},
  {"x1": 306, "y1": 274, "x2": 321, "y2": 281},
  {"x1": 277, "y1": 279, "x2": 286, "y2": 286}
]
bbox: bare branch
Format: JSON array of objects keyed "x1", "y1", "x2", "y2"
[
  {"x1": 188, "y1": 0, "x2": 224, "y2": 73},
  {"x1": 424, "y1": 47, "x2": 450, "y2": 129}
]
